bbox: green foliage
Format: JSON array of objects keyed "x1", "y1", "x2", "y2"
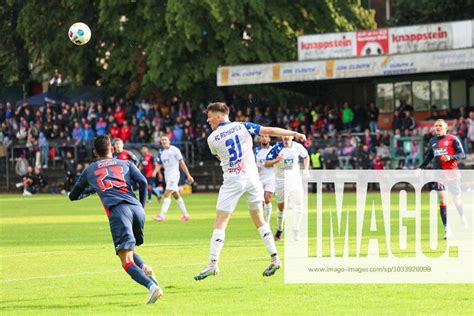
[
  {"x1": 388, "y1": 0, "x2": 474, "y2": 26},
  {"x1": 1, "y1": 0, "x2": 376, "y2": 99}
]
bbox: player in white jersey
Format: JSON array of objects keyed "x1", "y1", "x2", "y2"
[
  {"x1": 254, "y1": 135, "x2": 275, "y2": 224},
  {"x1": 152, "y1": 135, "x2": 194, "y2": 222},
  {"x1": 194, "y1": 102, "x2": 306, "y2": 281},
  {"x1": 265, "y1": 136, "x2": 309, "y2": 241}
]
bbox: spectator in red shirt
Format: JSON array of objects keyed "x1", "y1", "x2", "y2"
[
  {"x1": 373, "y1": 155, "x2": 384, "y2": 170},
  {"x1": 114, "y1": 105, "x2": 125, "y2": 125},
  {"x1": 109, "y1": 121, "x2": 120, "y2": 139},
  {"x1": 120, "y1": 120, "x2": 132, "y2": 142}
]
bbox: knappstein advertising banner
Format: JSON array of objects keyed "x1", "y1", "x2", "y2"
[
  {"x1": 297, "y1": 20, "x2": 473, "y2": 61},
  {"x1": 389, "y1": 20, "x2": 472, "y2": 54},
  {"x1": 298, "y1": 32, "x2": 356, "y2": 60}
]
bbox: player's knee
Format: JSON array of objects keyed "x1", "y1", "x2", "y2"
[
  {"x1": 117, "y1": 250, "x2": 134, "y2": 265},
  {"x1": 247, "y1": 200, "x2": 262, "y2": 211}
]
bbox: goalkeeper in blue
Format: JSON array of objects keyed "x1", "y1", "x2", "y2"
[
  {"x1": 69, "y1": 135, "x2": 163, "y2": 304},
  {"x1": 194, "y1": 102, "x2": 306, "y2": 281}
]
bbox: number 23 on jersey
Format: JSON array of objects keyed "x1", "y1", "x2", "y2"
[{"x1": 94, "y1": 166, "x2": 127, "y2": 191}]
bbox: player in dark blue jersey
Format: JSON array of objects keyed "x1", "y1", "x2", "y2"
[
  {"x1": 69, "y1": 135, "x2": 163, "y2": 304},
  {"x1": 418, "y1": 119, "x2": 467, "y2": 238}
]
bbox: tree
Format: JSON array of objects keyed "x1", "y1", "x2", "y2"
[
  {"x1": 0, "y1": 1, "x2": 30, "y2": 86},
  {"x1": 3, "y1": 0, "x2": 376, "y2": 100},
  {"x1": 388, "y1": 0, "x2": 474, "y2": 26}
]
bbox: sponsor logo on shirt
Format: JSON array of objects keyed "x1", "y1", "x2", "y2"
[
  {"x1": 284, "y1": 158, "x2": 294, "y2": 169},
  {"x1": 434, "y1": 148, "x2": 448, "y2": 156},
  {"x1": 228, "y1": 161, "x2": 246, "y2": 175}
]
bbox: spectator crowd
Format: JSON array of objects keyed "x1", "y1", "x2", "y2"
[{"x1": 0, "y1": 93, "x2": 473, "y2": 195}]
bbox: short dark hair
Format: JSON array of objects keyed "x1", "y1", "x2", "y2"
[
  {"x1": 207, "y1": 102, "x2": 229, "y2": 115},
  {"x1": 94, "y1": 135, "x2": 111, "y2": 157}
]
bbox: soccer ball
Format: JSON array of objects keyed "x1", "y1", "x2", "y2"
[{"x1": 68, "y1": 22, "x2": 91, "y2": 45}]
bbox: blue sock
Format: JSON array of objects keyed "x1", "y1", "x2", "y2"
[
  {"x1": 123, "y1": 262, "x2": 154, "y2": 289},
  {"x1": 440, "y1": 204, "x2": 447, "y2": 227},
  {"x1": 133, "y1": 253, "x2": 146, "y2": 268}
]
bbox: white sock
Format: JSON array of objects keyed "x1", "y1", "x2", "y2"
[
  {"x1": 209, "y1": 229, "x2": 225, "y2": 262},
  {"x1": 263, "y1": 203, "x2": 272, "y2": 224},
  {"x1": 293, "y1": 210, "x2": 303, "y2": 232},
  {"x1": 176, "y1": 197, "x2": 188, "y2": 215},
  {"x1": 160, "y1": 197, "x2": 171, "y2": 216},
  {"x1": 258, "y1": 224, "x2": 277, "y2": 257},
  {"x1": 276, "y1": 210, "x2": 284, "y2": 231}
]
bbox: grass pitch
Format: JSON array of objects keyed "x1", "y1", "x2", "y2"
[{"x1": 1, "y1": 193, "x2": 472, "y2": 315}]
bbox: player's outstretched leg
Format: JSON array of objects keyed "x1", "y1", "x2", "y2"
[
  {"x1": 249, "y1": 207, "x2": 281, "y2": 277},
  {"x1": 194, "y1": 227, "x2": 225, "y2": 281},
  {"x1": 258, "y1": 224, "x2": 281, "y2": 277}
]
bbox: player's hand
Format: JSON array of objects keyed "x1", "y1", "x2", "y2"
[
  {"x1": 302, "y1": 169, "x2": 310, "y2": 180},
  {"x1": 275, "y1": 154, "x2": 284, "y2": 162},
  {"x1": 440, "y1": 155, "x2": 450, "y2": 162},
  {"x1": 187, "y1": 176, "x2": 194, "y2": 184},
  {"x1": 294, "y1": 132, "x2": 307, "y2": 142}
]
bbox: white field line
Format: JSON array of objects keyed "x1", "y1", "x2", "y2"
[{"x1": 0, "y1": 256, "x2": 269, "y2": 283}]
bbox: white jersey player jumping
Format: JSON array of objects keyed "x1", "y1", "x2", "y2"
[
  {"x1": 265, "y1": 136, "x2": 309, "y2": 241},
  {"x1": 152, "y1": 134, "x2": 194, "y2": 222},
  {"x1": 254, "y1": 135, "x2": 275, "y2": 224},
  {"x1": 194, "y1": 102, "x2": 306, "y2": 281}
]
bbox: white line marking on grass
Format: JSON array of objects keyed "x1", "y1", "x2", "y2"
[{"x1": 0, "y1": 256, "x2": 269, "y2": 283}]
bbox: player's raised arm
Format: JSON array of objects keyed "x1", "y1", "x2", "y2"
[
  {"x1": 259, "y1": 126, "x2": 306, "y2": 142},
  {"x1": 130, "y1": 163, "x2": 148, "y2": 207}
]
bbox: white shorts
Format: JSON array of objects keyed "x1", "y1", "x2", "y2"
[
  {"x1": 216, "y1": 177, "x2": 263, "y2": 213},
  {"x1": 275, "y1": 179, "x2": 304, "y2": 205},
  {"x1": 275, "y1": 181, "x2": 285, "y2": 204},
  {"x1": 259, "y1": 176, "x2": 275, "y2": 193},
  {"x1": 165, "y1": 173, "x2": 180, "y2": 193}
]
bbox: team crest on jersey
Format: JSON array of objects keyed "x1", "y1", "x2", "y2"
[{"x1": 444, "y1": 141, "x2": 450, "y2": 146}]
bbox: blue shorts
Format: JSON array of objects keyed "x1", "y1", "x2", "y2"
[
  {"x1": 429, "y1": 181, "x2": 461, "y2": 195},
  {"x1": 108, "y1": 203, "x2": 145, "y2": 253}
]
